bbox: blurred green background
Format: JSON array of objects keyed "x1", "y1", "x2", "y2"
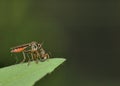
[{"x1": 0, "y1": 0, "x2": 120, "y2": 86}]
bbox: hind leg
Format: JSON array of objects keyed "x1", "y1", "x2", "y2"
[
  {"x1": 20, "y1": 52, "x2": 26, "y2": 63},
  {"x1": 11, "y1": 53, "x2": 19, "y2": 64},
  {"x1": 26, "y1": 53, "x2": 31, "y2": 65}
]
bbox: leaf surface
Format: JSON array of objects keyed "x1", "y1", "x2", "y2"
[{"x1": 0, "y1": 58, "x2": 66, "y2": 86}]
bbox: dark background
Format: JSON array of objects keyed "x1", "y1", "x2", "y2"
[{"x1": 0, "y1": 0, "x2": 120, "y2": 86}]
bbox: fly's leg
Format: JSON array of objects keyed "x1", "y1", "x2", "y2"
[
  {"x1": 44, "y1": 53, "x2": 49, "y2": 60},
  {"x1": 36, "y1": 51, "x2": 41, "y2": 62},
  {"x1": 39, "y1": 48, "x2": 46, "y2": 62},
  {"x1": 11, "y1": 53, "x2": 19, "y2": 64},
  {"x1": 14, "y1": 54, "x2": 19, "y2": 64},
  {"x1": 34, "y1": 52, "x2": 39, "y2": 64},
  {"x1": 43, "y1": 53, "x2": 49, "y2": 59},
  {"x1": 26, "y1": 53, "x2": 31, "y2": 66},
  {"x1": 31, "y1": 52, "x2": 34, "y2": 61},
  {"x1": 20, "y1": 51, "x2": 26, "y2": 63},
  {"x1": 46, "y1": 53, "x2": 49, "y2": 59},
  {"x1": 40, "y1": 53, "x2": 49, "y2": 62},
  {"x1": 31, "y1": 52, "x2": 38, "y2": 64}
]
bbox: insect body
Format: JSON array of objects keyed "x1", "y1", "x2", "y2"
[{"x1": 10, "y1": 41, "x2": 50, "y2": 64}]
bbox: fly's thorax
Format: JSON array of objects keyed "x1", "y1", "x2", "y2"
[{"x1": 31, "y1": 43, "x2": 38, "y2": 51}]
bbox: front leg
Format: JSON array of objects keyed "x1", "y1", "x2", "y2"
[{"x1": 40, "y1": 53, "x2": 49, "y2": 62}]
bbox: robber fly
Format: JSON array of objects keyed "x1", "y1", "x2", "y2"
[{"x1": 10, "y1": 41, "x2": 49, "y2": 64}]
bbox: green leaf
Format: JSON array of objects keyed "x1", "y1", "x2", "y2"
[{"x1": 0, "y1": 58, "x2": 66, "y2": 86}]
